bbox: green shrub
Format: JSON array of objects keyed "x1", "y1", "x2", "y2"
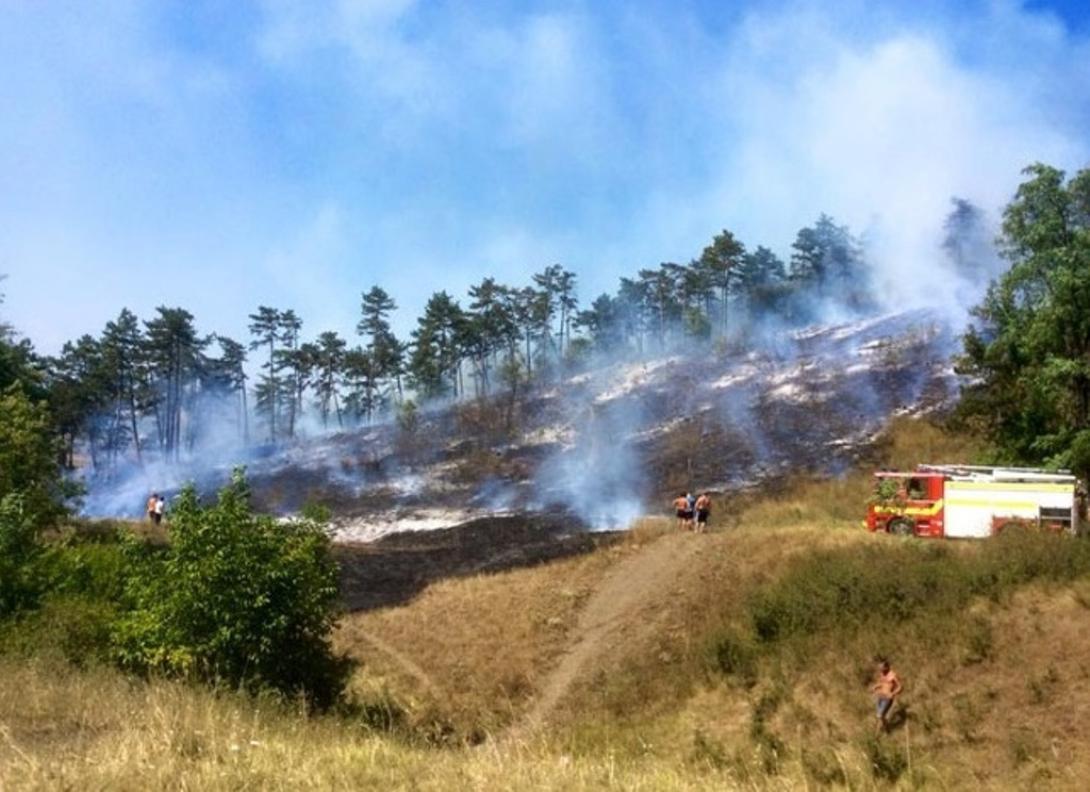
[
  {"x1": 690, "y1": 729, "x2": 730, "y2": 770},
  {"x1": 746, "y1": 533, "x2": 1090, "y2": 648},
  {"x1": 962, "y1": 616, "x2": 994, "y2": 665},
  {"x1": 0, "y1": 385, "x2": 71, "y2": 525},
  {"x1": 112, "y1": 469, "x2": 350, "y2": 708},
  {"x1": 709, "y1": 629, "x2": 758, "y2": 688},
  {"x1": 0, "y1": 596, "x2": 117, "y2": 664},
  {"x1": 801, "y1": 746, "x2": 846, "y2": 786},
  {"x1": 0, "y1": 493, "x2": 44, "y2": 616},
  {"x1": 865, "y1": 735, "x2": 907, "y2": 781},
  {"x1": 36, "y1": 539, "x2": 132, "y2": 603}
]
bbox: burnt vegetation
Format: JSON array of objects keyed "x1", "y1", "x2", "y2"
[
  {"x1": 1, "y1": 163, "x2": 1090, "y2": 788},
  {"x1": 27, "y1": 213, "x2": 893, "y2": 485}
]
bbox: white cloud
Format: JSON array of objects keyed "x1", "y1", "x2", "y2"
[
  {"x1": 4, "y1": 1, "x2": 1090, "y2": 355},
  {"x1": 626, "y1": 1, "x2": 1090, "y2": 314}
]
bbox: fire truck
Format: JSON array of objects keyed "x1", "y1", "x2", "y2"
[{"x1": 866, "y1": 464, "x2": 1083, "y2": 538}]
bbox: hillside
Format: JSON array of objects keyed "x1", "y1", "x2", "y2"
[
  {"x1": 83, "y1": 308, "x2": 957, "y2": 541},
  {"x1": 4, "y1": 420, "x2": 1089, "y2": 790}
]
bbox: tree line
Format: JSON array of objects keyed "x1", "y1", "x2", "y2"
[{"x1": 7, "y1": 202, "x2": 994, "y2": 474}]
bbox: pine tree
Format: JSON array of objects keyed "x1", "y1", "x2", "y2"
[
  {"x1": 736, "y1": 246, "x2": 788, "y2": 315},
  {"x1": 100, "y1": 309, "x2": 146, "y2": 465},
  {"x1": 144, "y1": 307, "x2": 208, "y2": 460},
  {"x1": 213, "y1": 336, "x2": 249, "y2": 442},
  {"x1": 276, "y1": 310, "x2": 304, "y2": 439},
  {"x1": 48, "y1": 336, "x2": 108, "y2": 469},
  {"x1": 638, "y1": 266, "x2": 679, "y2": 349},
  {"x1": 555, "y1": 268, "x2": 578, "y2": 362},
  {"x1": 248, "y1": 306, "x2": 282, "y2": 442},
  {"x1": 408, "y1": 292, "x2": 463, "y2": 400},
  {"x1": 357, "y1": 287, "x2": 403, "y2": 408},
  {"x1": 698, "y1": 230, "x2": 746, "y2": 338},
  {"x1": 313, "y1": 331, "x2": 347, "y2": 428},
  {"x1": 467, "y1": 277, "x2": 518, "y2": 396}
]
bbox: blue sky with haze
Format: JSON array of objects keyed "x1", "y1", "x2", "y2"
[{"x1": 2, "y1": 0, "x2": 1088, "y2": 354}]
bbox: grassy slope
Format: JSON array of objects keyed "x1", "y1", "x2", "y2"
[{"x1": 3, "y1": 419, "x2": 1090, "y2": 790}]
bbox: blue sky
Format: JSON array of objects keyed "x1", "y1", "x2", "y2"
[{"x1": 2, "y1": 0, "x2": 1088, "y2": 354}]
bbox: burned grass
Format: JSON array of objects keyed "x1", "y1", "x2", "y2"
[{"x1": 335, "y1": 513, "x2": 618, "y2": 611}]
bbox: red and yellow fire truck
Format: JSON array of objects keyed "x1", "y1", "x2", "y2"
[{"x1": 866, "y1": 464, "x2": 1083, "y2": 538}]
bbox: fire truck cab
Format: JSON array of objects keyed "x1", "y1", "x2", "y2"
[{"x1": 866, "y1": 464, "x2": 1083, "y2": 538}]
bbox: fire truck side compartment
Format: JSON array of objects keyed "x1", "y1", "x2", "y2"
[{"x1": 942, "y1": 480, "x2": 1075, "y2": 538}]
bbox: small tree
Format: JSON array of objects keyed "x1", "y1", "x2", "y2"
[
  {"x1": 0, "y1": 384, "x2": 67, "y2": 525},
  {"x1": 114, "y1": 469, "x2": 348, "y2": 707},
  {"x1": 0, "y1": 494, "x2": 43, "y2": 616}
]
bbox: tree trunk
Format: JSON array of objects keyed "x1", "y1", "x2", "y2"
[
  {"x1": 128, "y1": 383, "x2": 142, "y2": 464},
  {"x1": 241, "y1": 384, "x2": 249, "y2": 444}
]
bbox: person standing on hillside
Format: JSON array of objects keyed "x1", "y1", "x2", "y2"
[
  {"x1": 153, "y1": 494, "x2": 166, "y2": 526},
  {"x1": 871, "y1": 659, "x2": 903, "y2": 735},
  {"x1": 146, "y1": 493, "x2": 158, "y2": 523},
  {"x1": 673, "y1": 493, "x2": 691, "y2": 530},
  {"x1": 694, "y1": 492, "x2": 711, "y2": 532}
]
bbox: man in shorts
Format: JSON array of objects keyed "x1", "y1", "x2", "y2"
[
  {"x1": 871, "y1": 659, "x2": 903, "y2": 735},
  {"x1": 673, "y1": 493, "x2": 691, "y2": 530},
  {"x1": 695, "y1": 492, "x2": 711, "y2": 532}
]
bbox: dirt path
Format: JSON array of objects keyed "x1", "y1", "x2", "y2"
[
  {"x1": 507, "y1": 532, "x2": 703, "y2": 741},
  {"x1": 350, "y1": 630, "x2": 446, "y2": 701}
]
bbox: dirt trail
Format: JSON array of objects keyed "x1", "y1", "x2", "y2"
[
  {"x1": 507, "y1": 533, "x2": 703, "y2": 740},
  {"x1": 350, "y1": 630, "x2": 446, "y2": 701}
]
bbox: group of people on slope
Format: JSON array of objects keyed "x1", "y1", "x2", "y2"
[
  {"x1": 672, "y1": 491, "x2": 712, "y2": 532},
  {"x1": 145, "y1": 493, "x2": 166, "y2": 525}
]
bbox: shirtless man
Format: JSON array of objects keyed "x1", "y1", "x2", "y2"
[
  {"x1": 694, "y1": 492, "x2": 711, "y2": 532},
  {"x1": 871, "y1": 660, "x2": 903, "y2": 735},
  {"x1": 672, "y1": 493, "x2": 691, "y2": 530}
]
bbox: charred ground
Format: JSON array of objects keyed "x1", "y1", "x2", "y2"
[{"x1": 237, "y1": 309, "x2": 957, "y2": 543}]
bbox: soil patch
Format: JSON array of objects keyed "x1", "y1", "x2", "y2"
[{"x1": 336, "y1": 513, "x2": 620, "y2": 611}]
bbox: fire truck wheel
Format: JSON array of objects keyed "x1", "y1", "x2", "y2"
[{"x1": 888, "y1": 518, "x2": 915, "y2": 536}]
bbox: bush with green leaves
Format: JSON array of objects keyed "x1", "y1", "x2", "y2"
[
  {"x1": 0, "y1": 494, "x2": 44, "y2": 616},
  {"x1": 957, "y1": 163, "x2": 1090, "y2": 469},
  {"x1": 113, "y1": 469, "x2": 348, "y2": 707},
  {"x1": 711, "y1": 531, "x2": 1090, "y2": 682},
  {"x1": 0, "y1": 384, "x2": 67, "y2": 526}
]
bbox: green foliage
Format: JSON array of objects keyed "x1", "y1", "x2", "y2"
[
  {"x1": 958, "y1": 163, "x2": 1090, "y2": 468},
  {"x1": 396, "y1": 398, "x2": 419, "y2": 434},
  {"x1": 113, "y1": 469, "x2": 349, "y2": 707},
  {"x1": 1064, "y1": 429, "x2": 1090, "y2": 483},
  {"x1": 0, "y1": 385, "x2": 67, "y2": 525},
  {"x1": 0, "y1": 494, "x2": 45, "y2": 616},
  {"x1": 36, "y1": 538, "x2": 133, "y2": 603},
  {"x1": 0, "y1": 596, "x2": 117, "y2": 665},
  {"x1": 800, "y1": 746, "x2": 847, "y2": 786},
  {"x1": 711, "y1": 532, "x2": 1090, "y2": 685},
  {"x1": 681, "y1": 306, "x2": 712, "y2": 340},
  {"x1": 709, "y1": 628, "x2": 758, "y2": 688},
  {"x1": 864, "y1": 735, "x2": 907, "y2": 781},
  {"x1": 961, "y1": 615, "x2": 994, "y2": 665}
]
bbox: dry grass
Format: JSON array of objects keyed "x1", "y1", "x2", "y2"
[
  {"x1": 0, "y1": 656, "x2": 771, "y2": 792},
  {"x1": 6, "y1": 583, "x2": 1088, "y2": 790},
  {"x1": 335, "y1": 543, "x2": 631, "y2": 737},
  {"x1": 7, "y1": 419, "x2": 1088, "y2": 789}
]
